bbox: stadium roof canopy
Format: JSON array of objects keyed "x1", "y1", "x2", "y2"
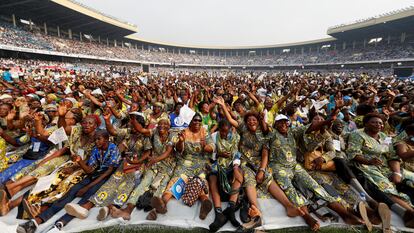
[
  {"x1": 125, "y1": 35, "x2": 336, "y2": 50},
  {"x1": 327, "y1": 6, "x2": 414, "y2": 39},
  {"x1": 0, "y1": 0, "x2": 138, "y2": 39}
]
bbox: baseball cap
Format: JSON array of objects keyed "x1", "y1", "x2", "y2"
[{"x1": 275, "y1": 114, "x2": 289, "y2": 122}]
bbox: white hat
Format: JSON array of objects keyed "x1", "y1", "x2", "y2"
[
  {"x1": 0, "y1": 94, "x2": 12, "y2": 100},
  {"x1": 275, "y1": 114, "x2": 289, "y2": 122}
]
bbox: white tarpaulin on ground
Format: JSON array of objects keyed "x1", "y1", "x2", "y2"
[{"x1": 0, "y1": 198, "x2": 413, "y2": 233}]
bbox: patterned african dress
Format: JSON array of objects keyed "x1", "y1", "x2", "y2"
[
  {"x1": 90, "y1": 128, "x2": 152, "y2": 207},
  {"x1": 294, "y1": 125, "x2": 357, "y2": 206},
  {"x1": 207, "y1": 129, "x2": 241, "y2": 171},
  {"x1": 0, "y1": 138, "x2": 7, "y2": 172},
  {"x1": 126, "y1": 129, "x2": 178, "y2": 204},
  {"x1": 0, "y1": 126, "x2": 57, "y2": 185},
  {"x1": 236, "y1": 123, "x2": 272, "y2": 191},
  {"x1": 269, "y1": 129, "x2": 339, "y2": 207},
  {"x1": 8, "y1": 125, "x2": 58, "y2": 182},
  {"x1": 147, "y1": 112, "x2": 169, "y2": 129},
  {"x1": 347, "y1": 129, "x2": 413, "y2": 204},
  {"x1": 165, "y1": 127, "x2": 209, "y2": 196},
  {"x1": 27, "y1": 125, "x2": 95, "y2": 205}
]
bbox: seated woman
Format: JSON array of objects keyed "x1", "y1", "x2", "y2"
[
  {"x1": 149, "y1": 113, "x2": 213, "y2": 220},
  {"x1": 394, "y1": 123, "x2": 414, "y2": 202},
  {"x1": 19, "y1": 115, "x2": 100, "y2": 219},
  {"x1": 4, "y1": 112, "x2": 59, "y2": 184},
  {"x1": 0, "y1": 108, "x2": 82, "y2": 213},
  {"x1": 62, "y1": 116, "x2": 176, "y2": 223},
  {"x1": 347, "y1": 113, "x2": 414, "y2": 228},
  {"x1": 299, "y1": 111, "x2": 387, "y2": 228},
  {"x1": 214, "y1": 97, "x2": 303, "y2": 229},
  {"x1": 0, "y1": 112, "x2": 55, "y2": 186},
  {"x1": 58, "y1": 111, "x2": 152, "y2": 223},
  {"x1": 17, "y1": 130, "x2": 120, "y2": 233},
  {"x1": 271, "y1": 114, "x2": 365, "y2": 231},
  {"x1": 206, "y1": 119, "x2": 243, "y2": 232}
]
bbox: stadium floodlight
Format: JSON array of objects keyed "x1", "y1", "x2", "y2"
[
  {"x1": 189, "y1": 50, "x2": 196, "y2": 54},
  {"x1": 321, "y1": 44, "x2": 331, "y2": 49},
  {"x1": 398, "y1": 62, "x2": 402, "y2": 66},
  {"x1": 368, "y1": 37, "x2": 382, "y2": 44},
  {"x1": 282, "y1": 49, "x2": 290, "y2": 53},
  {"x1": 84, "y1": 34, "x2": 93, "y2": 40},
  {"x1": 20, "y1": 19, "x2": 34, "y2": 26}
]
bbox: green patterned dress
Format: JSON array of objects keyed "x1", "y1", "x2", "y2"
[
  {"x1": 347, "y1": 129, "x2": 412, "y2": 204},
  {"x1": 269, "y1": 129, "x2": 339, "y2": 207},
  {"x1": 90, "y1": 128, "x2": 152, "y2": 207}
]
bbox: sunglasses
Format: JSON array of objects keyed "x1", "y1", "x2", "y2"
[{"x1": 192, "y1": 118, "x2": 202, "y2": 123}]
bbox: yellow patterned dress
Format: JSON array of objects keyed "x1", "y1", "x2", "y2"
[{"x1": 27, "y1": 125, "x2": 95, "y2": 205}]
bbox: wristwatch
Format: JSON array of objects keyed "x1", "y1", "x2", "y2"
[{"x1": 259, "y1": 167, "x2": 266, "y2": 173}]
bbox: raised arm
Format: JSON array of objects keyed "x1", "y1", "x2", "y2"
[
  {"x1": 115, "y1": 89, "x2": 132, "y2": 106},
  {"x1": 57, "y1": 104, "x2": 73, "y2": 136},
  {"x1": 213, "y1": 96, "x2": 238, "y2": 128},
  {"x1": 83, "y1": 90, "x2": 104, "y2": 107},
  {"x1": 33, "y1": 113, "x2": 52, "y2": 143},
  {"x1": 306, "y1": 94, "x2": 343, "y2": 133},
  {"x1": 131, "y1": 116, "x2": 151, "y2": 137},
  {"x1": 246, "y1": 89, "x2": 261, "y2": 108},
  {"x1": 103, "y1": 110, "x2": 117, "y2": 136}
]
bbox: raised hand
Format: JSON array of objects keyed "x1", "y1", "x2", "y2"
[
  {"x1": 382, "y1": 108, "x2": 391, "y2": 116},
  {"x1": 178, "y1": 130, "x2": 186, "y2": 142},
  {"x1": 367, "y1": 86, "x2": 377, "y2": 94},
  {"x1": 386, "y1": 89, "x2": 396, "y2": 97},
  {"x1": 103, "y1": 107, "x2": 112, "y2": 121},
  {"x1": 6, "y1": 109, "x2": 16, "y2": 121},
  {"x1": 334, "y1": 93, "x2": 345, "y2": 109},
  {"x1": 33, "y1": 112, "x2": 43, "y2": 122},
  {"x1": 212, "y1": 96, "x2": 225, "y2": 106}
]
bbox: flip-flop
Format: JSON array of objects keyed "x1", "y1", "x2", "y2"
[
  {"x1": 358, "y1": 202, "x2": 372, "y2": 232},
  {"x1": 378, "y1": 203, "x2": 391, "y2": 233},
  {"x1": 242, "y1": 216, "x2": 262, "y2": 230}
]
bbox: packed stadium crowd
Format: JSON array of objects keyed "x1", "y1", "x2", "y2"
[
  {"x1": 0, "y1": 58, "x2": 412, "y2": 233},
  {"x1": 1, "y1": 21, "x2": 414, "y2": 66}
]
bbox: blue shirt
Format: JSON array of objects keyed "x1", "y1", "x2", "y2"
[
  {"x1": 2, "y1": 71, "x2": 12, "y2": 82},
  {"x1": 87, "y1": 142, "x2": 121, "y2": 174}
]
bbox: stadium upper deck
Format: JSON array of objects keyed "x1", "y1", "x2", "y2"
[{"x1": 0, "y1": 0, "x2": 137, "y2": 40}]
